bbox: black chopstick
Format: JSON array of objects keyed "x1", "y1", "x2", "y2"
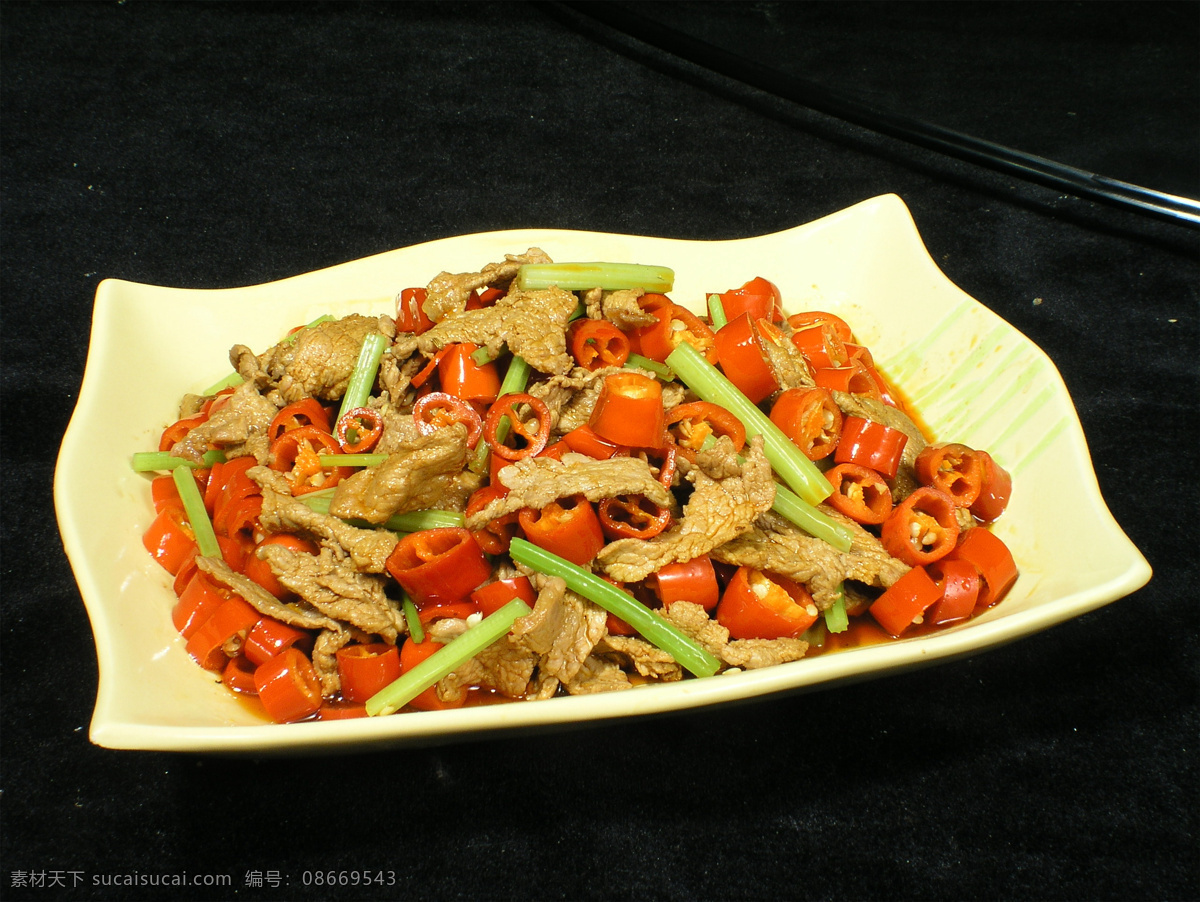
[{"x1": 562, "y1": 2, "x2": 1200, "y2": 227}]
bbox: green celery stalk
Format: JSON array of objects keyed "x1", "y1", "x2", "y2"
[
  {"x1": 625, "y1": 353, "x2": 674, "y2": 381},
  {"x1": 707, "y1": 293, "x2": 728, "y2": 330},
  {"x1": 516, "y1": 262, "x2": 674, "y2": 293},
  {"x1": 201, "y1": 372, "x2": 244, "y2": 396},
  {"x1": 132, "y1": 450, "x2": 226, "y2": 472},
  {"x1": 509, "y1": 538, "x2": 721, "y2": 679},
  {"x1": 470, "y1": 346, "x2": 496, "y2": 365},
  {"x1": 172, "y1": 466, "x2": 221, "y2": 558},
  {"x1": 666, "y1": 341, "x2": 832, "y2": 507},
  {"x1": 337, "y1": 332, "x2": 389, "y2": 421},
  {"x1": 770, "y1": 483, "x2": 853, "y2": 553},
  {"x1": 402, "y1": 596, "x2": 425, "y2": 644},
  {"x1": 298, "y1": 491, "x2": 463, "y2": 531},
  {"x1": 824, "y1": 587, "x2": 850, "y2": 633},
  {"x1": 366, "y1": 598, "x2": 532, "y2": 715},
  {"x1": 320, "y1": 453, "x2": 388, "y2": 469},
  {"x1": 499, "y1": 354, "x2": 531, "y2": 397}
]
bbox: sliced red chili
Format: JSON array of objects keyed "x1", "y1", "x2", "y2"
[
  {"x1": 142, "y1": 506, "x2": 197, "y2": 576},
  {"x1": 413, "y1": 391, "x2": 484, "y2": 448},
  {"x1": 769, "y1": 387, "x2": 843, "y2": 461},
  {"x1": 880, "y1": 486, "x2": 960, "y2": 566},
  {"x1": 483, "y1": 393, "x2": 551, "y2": 461},
  {"x1": 786, "y1": 310, "x2": 854, "y2": 343},
  {"x1": 970, "y1": 451, "x2": 1013, "y2": 523},
  {"x1": 790, "y1": 322, "x2": 850, "y2": 370},
  {"x1": 335, "y1": 406, "x2": 384, "y2": 454},
  {"x1": 650, "y1": 555, "x2": 720, "y2": 611},
  {"x1": 337, "y1": 643, "x2": 402, "y2": 704},
  {"x1": 824, "y1": 463, "x2": 894, "y2": 525},
  {"x1": 470, "y1": 576, "x2": 537, "y2": 616},
  {"x1": 268, "y1": 425, "x2": 351, "y2": 495},
  {"x1": 630, "y1": 295, "x2": 717, "y2": 363},
  {"x1": 665, "y1": 401, "x2": 747, "y2": 454},
  {"x1": 717, "y1": 276, "x2": 783, "y2": 323},
  {"x1": 589, "y1": 372, "x2": 665, "y2": 449},
  {"x1": 813, "y1": 360, "x2": 881, "y2": 398},
  {"x1": 713, "y1": 314, "x2": 779, "y2": 404},
  {"x1": 267, "y1": 398, "x2": 332, "y2": 443},
  {"x1": 465, "y1": 484, "x2": 519, "y2": 555},
  {"x1": 385, "y1": 527, "x2": 492, "y2": 607},
  {"x1": 914, "y1": 442, "x2": 985, "y2": 508},
  {"x1": 945, "y1": 528, "x2": 1018, "y2": 608},
  {"x1": 598, "y1": 494, "x2": 672, "y2": 540},
  {"x1": 438, "y1": 343, "x2": 501, "y2": 403},
  {"x1": 568, "y1": 319, "x2": 632, "y2": 371},
  {"x1": 395, "y1": 286, "x2": 435, "y2": 335},
  {"x1": 561, "y1": 424, "x2": 629, "y2": 460},
  {"x1": 834, "y1": 416, "x2": 909, "y2": 480},
  {"x1": 517, "y1": 495, "x2": 605, "y2": 567},
  {"x1": 925, "y1": 558, "x2": 982, "y2": 626},
  {"x1": 869, "y1": 565, "x2": 942, "y2": 637}
]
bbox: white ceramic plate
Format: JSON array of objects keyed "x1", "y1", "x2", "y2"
[{"x1": 55, "y1": 194, "x2": 1151, "y2": 753}]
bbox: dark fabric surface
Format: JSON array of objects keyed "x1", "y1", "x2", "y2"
[{"x1": 2, "y1": 2, "x2": 1196, "y2": 900}]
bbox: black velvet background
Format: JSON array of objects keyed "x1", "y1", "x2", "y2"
[{"x1": 3, "y1": 3, "x2": 1197, "y2": 900}]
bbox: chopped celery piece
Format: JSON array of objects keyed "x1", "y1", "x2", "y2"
[
  {"x1": 298, "y1": 491, "x2": 462, "y2": 532},
  {"x1": 770, "y1": 483, "x2": 854, "y2": 553},
  {"x1": 402, "y1": 596, "x2": 425, "y2": 644},
  {"x1": 625, "y1": 353, "x2": 674, "y2": 381},
  {"x1": 801, "y1": 618, "x2": 827, "y2": 650},
  {"x1": 320, "y1": 453, "x2": 388, "y2": 469},
  {"x1": 172, "y1": 466, "x2": 220, "y2": 558},
  {"x1": 131, "y1": 449, "x2": 225, "y2": 472},
  {"x1": 499, "y1": 354, "x2": 532, "y2": 397},
  {"x1": 201, "y1": 372, "x2": 244, "y2": 396},
  {"x1": 509, "y1": 538, "x2": 721, "y2": 678},
  {"x1": 707, "y1": 293, "x2": 728, "y2": 330},
  {"x1": 366, "y1": 598, "x2": 532, "y2": 715},
  {"x1": 491, "y1": 354, "x2": 533, "y2": 445},
  {"x1": 470, "y1": 346, "x2": 496, "y2": 365},
  {"x1": 824, "y1": 589, "x2": 849, "y2": 633},
  {"x1": 337, "y1": 332, "x2": 389, "y2": 421},
  {"x1": 516, "y1": 262, "x2": 674, "y2": 293},
  {"x1": 384, "y1": 510, "x2": 465, "y2": 532},
  {"x1": 666, "y1": 341, "x2": 832, "y2": 507}
]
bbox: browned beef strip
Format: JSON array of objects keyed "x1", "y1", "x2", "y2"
[
  {"x1": 250, "y1": 466, "x2": 399, "y2": 573},
  {"x1": 193, "y1": 556, "x2": 342, "y2": 632},
  {"x1": 467, "y1": 455, "x2": 673, "y2": 530},
  {"x1": 600, "y1": 289, "x2": 655, "y2": 329},
  {"x1": 711, "y1": 508, "x2": 909, "y2": 610},
  {"x1": 311, "y1": 628, "x2": 354, "y2": 696},
  {"x1": 426, "y1": 619, "x2": 540, "y2": 704},
  {"x1": 416, "y1": 286, "x2": 580, "y2": 375},
  {"x1": 758, "y1": 320, "x2": 815, "y2": 393},
  {"x1": 377, "y1": 334, "x2": 422, "y2": 407},
  {"x1": 510, "y1": 576, "x2": 608, "y2": 685},
  {"x1": 660, "y1": 601, "x2": 809, "y2": 669},
  {"x1": 596, "y1": 437, "x2": 776, "y2": 583},
  {"x1": 231, "y1": 313, "x2": 393, "y2": 405},
  {"x1": 593, "y1": 634, "x2": 683, "y2": 681},
  {"x1": 169, "y1": 381, "x2": 279, "y2": 464},
  {"x1": 256, "y1": 544, "x2": 404, "y2": 640},
  {"x1": 562, "y1": 656, "x2": 633, "y2": 694},
  {"x1": 420, "y1": 248, "x2": 552, "y2": 324},
  {"x1": 329, "y1": 423, "x2": 471, "y2": 523}
]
